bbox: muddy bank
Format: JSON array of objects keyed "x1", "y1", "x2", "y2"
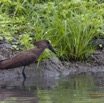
[{"x1": 0, "y1": 42, "x2": 104, "y2": 87}]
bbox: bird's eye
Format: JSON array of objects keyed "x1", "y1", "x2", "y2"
[
  {"x1": 47, "y1": 41, "x2": 50, "y2": 44},
  {"x1": 46, "y1": 41, "x2": 50, "y2": 44}
]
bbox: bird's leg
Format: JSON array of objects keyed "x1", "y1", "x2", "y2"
[{"x1": 22, "y1": 66, "x2": 26, "y2": 80}]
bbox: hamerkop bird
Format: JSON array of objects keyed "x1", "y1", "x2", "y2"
[{"x1": 0, "y1": 40, "x2": 56, "y2": 78}]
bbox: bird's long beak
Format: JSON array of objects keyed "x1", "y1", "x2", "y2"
[{"x1": 49, "y1": 45, "x2": 56, "y2": 54}]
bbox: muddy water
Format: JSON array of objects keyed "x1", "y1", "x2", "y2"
[{"x1": 0, "y1": 73, "x2": 104, "y2": 103}]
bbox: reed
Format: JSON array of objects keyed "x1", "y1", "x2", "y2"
[{"x1": 0, "y1": 0, "x2": 104, "y2": 61}]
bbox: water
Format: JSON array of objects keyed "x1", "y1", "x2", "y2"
[{"x1": 0, "y1": 73, "x2": 104, "y2": 103}]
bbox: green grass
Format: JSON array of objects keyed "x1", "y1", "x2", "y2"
[{"x1": 0, "y1": 0, "x2": 104, "y2": 61}]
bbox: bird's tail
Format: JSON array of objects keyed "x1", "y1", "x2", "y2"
[
  {"x1": 0, "y1": 61, "x2": 3, "y2": 69},
  {"x1": 0, "y1": 60, "x2": 4, "y2": 69},
  {"x1": 0, "y1": 59, "x2": 9, "y2": 69}
]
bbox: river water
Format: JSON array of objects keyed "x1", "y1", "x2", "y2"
[{"x1": 0, "y1": 73, "x2": 104, "y2": 103}]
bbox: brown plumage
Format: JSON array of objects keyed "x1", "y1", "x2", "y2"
[{"x1": 0, "y1": 40, "x2": 56, "y2": 70}]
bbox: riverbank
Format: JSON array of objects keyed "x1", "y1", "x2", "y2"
[{"x1": 0, "y1": 42, "x2": 104, "y2": 87}]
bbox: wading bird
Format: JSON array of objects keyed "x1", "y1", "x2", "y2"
[{"x1": 0, "y1": 40, "x2": 56, "y2": 79}]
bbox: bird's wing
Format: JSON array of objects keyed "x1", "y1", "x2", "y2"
[
  {"x1": 10, "y1": 52, "x2": 37, "y2": 66},
  {"x1": 0, "y1": 52, "x2": 37, "y2": 69}
]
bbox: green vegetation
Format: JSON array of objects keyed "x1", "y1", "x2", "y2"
[{"x1": 0, "y1": 0, "x2": 104, "y2": 61}]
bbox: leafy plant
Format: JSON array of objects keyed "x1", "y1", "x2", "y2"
[{"x1": 0, "y1": 0, "x2": 104, "y2": 61}]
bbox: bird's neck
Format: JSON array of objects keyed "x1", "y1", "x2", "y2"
[
  {"x1": 38, "y1": 46, "x2": 46, "y2": 52},
  {"x1": 35, "y1": 46, "x2": 46, "y2": 57}
]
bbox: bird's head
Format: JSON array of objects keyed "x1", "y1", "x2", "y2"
[{"x1": 33, "y1": 40, "x2": 56, "y2": 54}]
